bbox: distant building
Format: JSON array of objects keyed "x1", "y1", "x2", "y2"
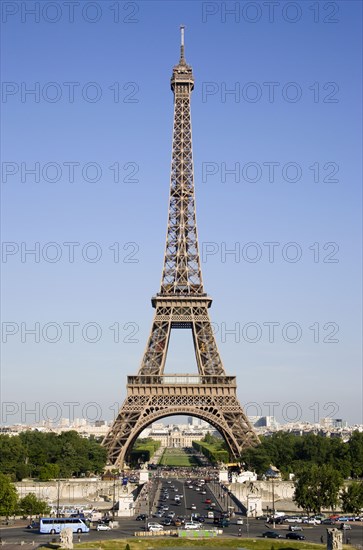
[{"x1": 249, "y1": 416, "x2": 279, "y2": 429}]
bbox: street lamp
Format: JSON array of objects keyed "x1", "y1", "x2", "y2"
[
  {"x1": 112, "y1": 474, "x2": 116, "y2": 521},
  {"x1": 271, "y1": 477, "x2": 276, "y2": 528},
  {"x1": 56, "y1": 478, "x2": 60, "y2": 518}
]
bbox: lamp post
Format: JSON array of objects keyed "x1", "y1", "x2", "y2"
[
  {"x1": 272, "y1": 477, "x2": 275, "y2": 528},
  {"x1": 56, "y1": 478, "x2": 60, "y2": 518},
  {"x1": 112, "y1": 474, "x2": 116, "y2": 521},
  {"x1": 246, "y1": 495, "x2": 249, "y2": 537}
]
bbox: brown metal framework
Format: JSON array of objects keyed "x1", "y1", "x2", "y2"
[{"x1": 103, "y1": 28, "x2": 259, "y2": 467}]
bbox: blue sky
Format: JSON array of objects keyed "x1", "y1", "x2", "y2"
[{"x1": 1, "y1": 1, "x2": 362, "y2": 427}]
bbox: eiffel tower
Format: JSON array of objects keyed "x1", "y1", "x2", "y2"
[{"x1": 103, "y1": 27, "x2": 259, "y2": 467}]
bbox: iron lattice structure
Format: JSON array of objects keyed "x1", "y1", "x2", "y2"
[{"x1": 103, "y1": 28, "x2": 259, "y2": 467}]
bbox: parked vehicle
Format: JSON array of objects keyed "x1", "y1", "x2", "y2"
[
  {"x1": 286, "y1": 532, "x2": 306, "y2": 540},
  {"x1": 262, "y1": 531, "x2": 282, "y2": 539},
  {"x1": 289, "y1": 525, "x2": 303, "y2": 532},
  {"x1": 322, "y1": 519, "x2": 336, "y2": 525}
]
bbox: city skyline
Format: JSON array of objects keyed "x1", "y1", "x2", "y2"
[{"x1": 2, "y1": 2, "x2": 362, "y2": 427}]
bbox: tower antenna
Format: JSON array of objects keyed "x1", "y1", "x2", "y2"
[{"x1": 180, "y1": 24, "x2": 185, "y2": 62}]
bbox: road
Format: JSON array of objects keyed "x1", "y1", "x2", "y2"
[{"x1": 1, "y1": 476, "x2": 362, "y2": 546}]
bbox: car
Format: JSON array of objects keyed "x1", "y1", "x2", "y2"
[
  {"x1": 173, "y1": 518, "x2": 182, "y2": 527},
  {"x1": 262, "y1": 531, "x2": 282, "y2": 539},
  {"x1": 340, "y1": 523, "x2": 351, "y2": 530},
  {"x1": 286, "y1": 532, "x2": 306, "y2": 540},
  {"x1": 97, "y1": 523, "x2": 111, "y2": 531},
  {"x1": 322, "y1": 519, "x2": 336, "y2": 525},
  {"x1": 201, "y1": 490, "x2": 207, "y2": 495},
  {"x1": 162, "y1": 505, "x2": 169, "y2": 511},
  {"x1": 184, "y1": 522, "x2": 201, "y2": 530},
  {"x1": 215, "y1": 518, "x2": 230, "y2": 527},
  {"x1": 195, "y1": 515, "x2": 205, "y2": 523},
  {"x1": 163, "y1": 518, "x2": 172, "y2": 526},
  {"x1": 303, "y1": 518, "x2": 321, "y2": 524},
  {"x1": 167, "y1": 512, "x2": 175, "y2": 519},
  {"x1": 148, "y1": 522, "x2": 163, "y2": 531},
  {"x1": 154, "y1": 512, "x2": 164, "y2": 518},
  {"x1": 285, "y1": 516, "x2": 303, "y2": 523},
  {"x1": 190, "y1": 504, "x2": 196, "y2": 510},
  {"x1": 205, "y1": 498, "x2": 212, "y2": 504},
  {"x1": 289, "y1": 525, "x2": 303, "y2": 532},
  {"x1": 236, "y1": 518, "x2": 244, "y2": 525},
  {"x1": 136, "y1": 514, "x2": 148, "y2": 521}
]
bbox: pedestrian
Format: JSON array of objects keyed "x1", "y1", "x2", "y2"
[{"x1": 320, "y1": 535, "x2": 324, "y2": 544}]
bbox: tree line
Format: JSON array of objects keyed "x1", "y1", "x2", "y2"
[
  {"x1": 0, "y1": 473, "x2": 50, "y2": 517},
  {"x1": 0, "y1": 431, "x2": 107, "y2": 481},
  {"x1": 240, "y1": 431, "x2": 363, "y2": 479},
  {"x1": 193, "y1": 433, "x2": 229, "y2": 463}
]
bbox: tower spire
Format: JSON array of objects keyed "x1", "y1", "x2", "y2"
[{"x1": 180, "y1": 24, "x2": 185, "y2": 63}]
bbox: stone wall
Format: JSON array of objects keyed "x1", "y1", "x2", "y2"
[{"x1": 15, "y1": 478, "x2": 133, "y2": 507}]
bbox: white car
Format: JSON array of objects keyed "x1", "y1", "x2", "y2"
[
  {"x1": 190, "y1": 504, "x2": 196, "y2": 510},
  {"x1": 148, "y1": 522, "x2": 163, "y2": 532},
  {"x1": 236, "y1": 518, "x2": 244, "y2": 525},
  {"x1": 97, "y1": 523, "x2": 111, "y2": 531},
  {"x1": 184, "y1": 522, "x2": 201, "y2": 530}
]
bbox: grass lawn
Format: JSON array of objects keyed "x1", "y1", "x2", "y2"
[
  {"x1": 75, "y1": 537, "x2": 326, "y2": 550},
  {"x1": 158, "y1": 448, "x2": 200, "y2": 467}
]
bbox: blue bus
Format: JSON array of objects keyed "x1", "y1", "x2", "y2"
[{"x1": 39, "y1": 517, "x2": 90, "y2": 534}]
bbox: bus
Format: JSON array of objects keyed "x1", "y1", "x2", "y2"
[{"x1": 39, "y1": 517, "x2": 90, "y2": 534}]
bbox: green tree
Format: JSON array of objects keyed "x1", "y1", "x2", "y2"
[
  {"x1": 18, "y1": 493, "x2": 50, "y2": 516},
  {"x1": 349, "y1": 431, "x2": 363, "y2": 478},
  {"x1": 294, "y1": 464, "x2": 343, "y2": 514},
  {"x1": 38, "y1": 463, "x2": 60, "y2": 481},
  {"x1": 341, "y1": 482, "x2": 363, "y2": 514},
  {"x1": 0, "y1": 473, "x2": 18, "y2": 517}
]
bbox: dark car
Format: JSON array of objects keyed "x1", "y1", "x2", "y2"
[
  {"x1": 286, "y1": 532, "x2": 306, "y2": 540},
  {"x1": 136, "y1": 514, "x2": 148, "y2": 521},
  {"x1": 262, "y1": 531, "x2": 282, "y2": 539},
  {"x1": 322, "y1": 519, "x2": 335, "y2": 525},
  {"x1": 214, "y1": 517, "x2": 230, "y2": 527}
]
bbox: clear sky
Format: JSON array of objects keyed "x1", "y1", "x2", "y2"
[{"x1": 1, "y1": 1, "x2": 362, "y2": 428}]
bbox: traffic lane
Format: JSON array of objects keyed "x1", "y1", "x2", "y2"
[
  {"x1": 1, "y1": 520, "x2": 362, "y2": 544},
  {"x1": 226, "y1": 519, "x2": 363, "y2": 544},
  {"x1": 177, "y1": 481, "x2": 217, "y2": 520},
  {"x1": 156, "y1": 477, "x2": 218, "y2": 521}
]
